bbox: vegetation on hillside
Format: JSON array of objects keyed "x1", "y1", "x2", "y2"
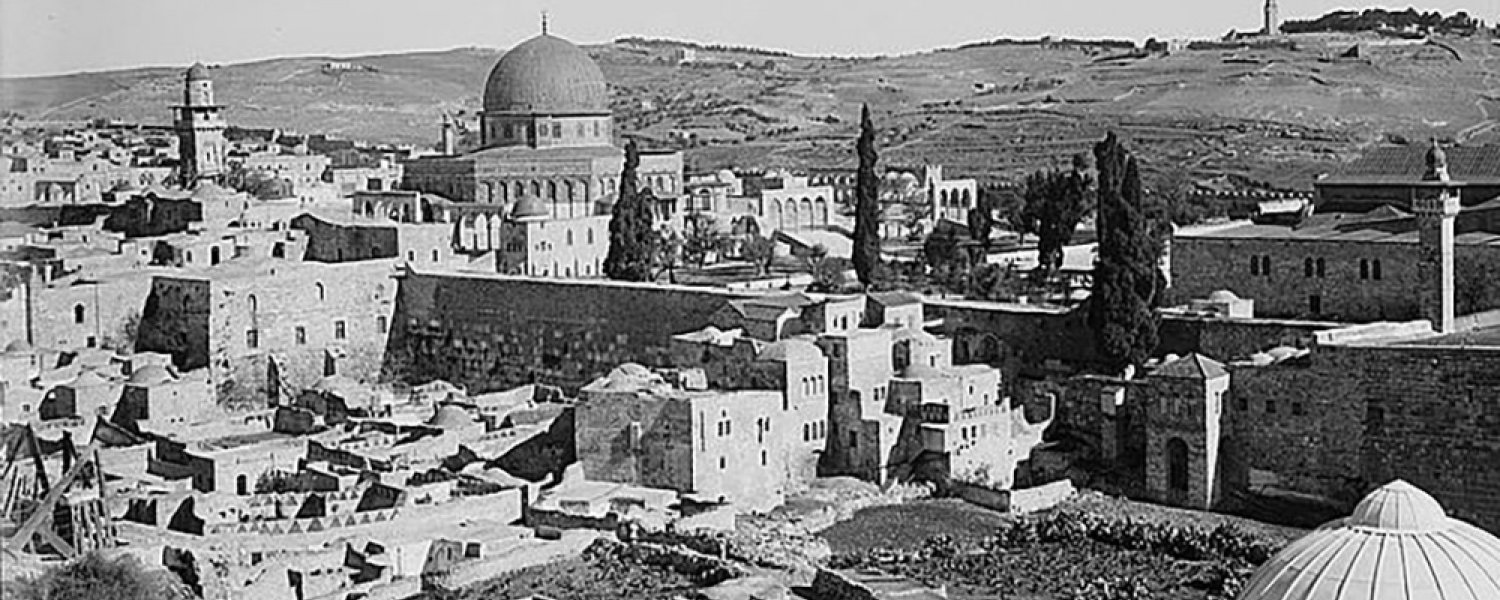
[
  {"x1": 1020, "y1": 155, "x2": 1096, "y2": 277},
  {"x1": 1282, "y1": 8, "x2": 1486, "y2": 36}
]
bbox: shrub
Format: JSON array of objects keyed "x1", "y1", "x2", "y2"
[{"x1": 8, "y1": 553, "x2": 183, "y2": 600}]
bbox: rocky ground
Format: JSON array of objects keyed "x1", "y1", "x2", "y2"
[{"x1": 420, "y1": 481, "x2": 1304, "y2": 600}]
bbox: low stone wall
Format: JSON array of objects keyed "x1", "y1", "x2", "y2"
[
  {"x1": 585, "y1": 537, "x2": 746, "y2": 586},
  {"x1": 810, "y1": 567, "x2": 947, "y2": 600},
  {"x1": 1009, "y1": 480, "x2": 1076, "y2": 514},
  {"x1": 951, "y1": 483, "x2": 1010, "y2": 512}
]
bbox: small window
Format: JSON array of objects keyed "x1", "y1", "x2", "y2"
[
  {"x1": 719, "y1": 457, "x2": 726, "y2": 470},
  {"x1": 377, "y1": 316, "x2": 387, "y2": 333},
  {"x1": 1266, "y1": 400, "x2": 1277, "y2": 414},
  {"x1": 73, "y1": 304, "x2": 86, "y2": 324},
  {"x1": 334, "y1": 320, "x2": 346, "y2": 340},
  {"x1": 1250, "y1": 257, "x2": 1260, "y2": 275},
  {"x1": 247, "y1": 329, "x2": 259, "y2": 349},
  {"x1": 1292, "y1": 402, "x2": 1306, "y2": 416},
  {"x1": 1303, "y1": 258, "x2": 1314, "y2": 278},
  {"x1": 1316, "y1": 258, "x2": 1326, "y2": 278},
  {"x1": 315, "y1": 282, "x2": 326, "y2": 301},
  {"x1": 1236, "y1": 396, "x2": 1247, "y2": 411},
  {"x1": 1372, "y1": 259, "x2": 1382, "y2": 280},
  {"x1": 761, "y1": 450, "x2": 767, "y2": 466},
  {"x1": 1359, "y1": 259, "x2": 1369, "y2": 280},
  {"x1": 295, "y1": 326, "x2": 307, "y2": 345},
  {"x1": 432, "y1": 249, "x2": 439, "y2": 262}
]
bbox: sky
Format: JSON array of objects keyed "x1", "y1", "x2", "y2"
[{"x1": 1, "y1": 0, "x2": 1496, "y2": 77}]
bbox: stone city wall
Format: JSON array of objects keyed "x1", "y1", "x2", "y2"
[{"x1": 388, "y1": 273, "x2": 747, "y2": 394}]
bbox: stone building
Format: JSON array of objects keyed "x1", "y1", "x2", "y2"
[
  {"x1": 1314, "y1": 143, "x2": 1500, "y2": 211},
  {"x1": 135, "y1": 258, "x2": 399, "y2": 403},
  {"x1": 575, "y1": 361, "x2": 827, "y2": 511},
  {"x1": 494, "y1": 197, "x2": 611, "y2": 278},
  {"x1": 1171, "y1": 142, "x2": 1500, "y2": 327}
]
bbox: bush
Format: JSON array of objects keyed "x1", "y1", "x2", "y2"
[
  {"x1": 8, "y1": 553, "x2": 183, "y2": 600},
  {"x1": 984, "y1": 509, "x2": 1286, "y2": 565}
]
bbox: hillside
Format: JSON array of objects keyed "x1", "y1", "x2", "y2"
[{"x1": 4, "y1": 33, "x2": 1499, "y2": 189}]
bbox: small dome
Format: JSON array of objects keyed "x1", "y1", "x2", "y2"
[
  {"x1": 427, "y1": 405, "x2": 474, "y2": 428},
  {"x1": 483, "y1": 34, "x2": 609, "y2": 115},
  {"x1": 1237, "y1": 480, "x2": 1500, "y2": 600},
  {"x1": 1207, "y1": 290, "x2": 1241, "y2": 303},
  {"x1": 70, "y1": 369, "x2": 110, "y2": 388},
  {"x1": 1426, "y1": 139, "x2": 1448, "y2": 171},
  {"x1": 755, "y1": 339, "x2": 823, "y2": 363},
  {"x1": 510, "y1": 197, "x2": 548, "y2": 219},
  {"x1": 715, "y1": 169, "x2": 736, "y2": 183},
  {"x1": 127, "y1": 365, "x2": 175, "y2": 386},
  {"x1": 186, "y1": 63, "x2": 210, "y2": 81}
]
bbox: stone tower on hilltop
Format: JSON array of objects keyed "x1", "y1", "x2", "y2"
[
  {"x1": 1264, "y1": 0, "x2": 1280, "y2": 36},
  {"x1": 1414, "y1": 139, "x2": 1461, "y2": 333},
  {"x1": 172, "y1": 63, "x2": 228, "y2": 185}
]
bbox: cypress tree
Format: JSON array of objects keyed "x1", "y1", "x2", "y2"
[
  {"x1": 604, "y1": 140, "x2": 655, "y2": 281},
  {"x1": 852, "y1": 104, "x2": 881, "y2": 285},
  {"x1": 1089, "y1": 132, "x2": 1164, "y2": 372}
]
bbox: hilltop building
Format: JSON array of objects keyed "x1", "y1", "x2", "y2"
[{"x1": 1263, "y1": 0, "x2": 1280, "y2": 36}]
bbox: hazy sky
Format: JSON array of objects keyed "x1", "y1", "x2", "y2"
[{"x1": 2, "y1": 0, "x2": 1495, "y2": 77}]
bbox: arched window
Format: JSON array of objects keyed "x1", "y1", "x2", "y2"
[
  {"x1": 1251, "y1": 257, "x2": 1260, "y2": 275},
  {"x1": 1316, "y1": 258, "x2": 1326, "y2": 278},
  {"x1": 586, "y1": 228, "x2": 594, "y2": 245},
  {"x1": 1166, "y1": 438, "x2": 1190, "y2": 493},
  {"x1": 531, "y1": 181, "x2": 541, "y2": 198},
  {"x1": 73, "y1": 304, "x2": 86, "y2": 324},
  {"x1": 248, "y1": 294, "x2": 258, "y2": 314},
  {"x1": 1303, "y1": 258, "x2": 1314, "y2": 277},
  {"x1": 566, "y1": 230, "x2": 573, "y2": 246},
  {"x1": 1360, "y1": 259, "x2": 1369, "y2": 280},
  {"x1": 315, "y1": 282, "x2": 326, "y2": 301},
  {"x1": 548, "y1": 181, "x2": 558, "y2": 201},
  {"x1": 514, "y1": 181, "x2": 524, "y2": 199},
  {"x1": 432, "y1": 249, "x2": 439, "y2": 262},
  {"x1": 1372, "y1": 260, "x2": 1382, "y2": 280}
]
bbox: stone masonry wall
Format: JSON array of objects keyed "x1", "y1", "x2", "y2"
[{"x1": 387, "y1": 273, "x2": 746, "y2": 394}]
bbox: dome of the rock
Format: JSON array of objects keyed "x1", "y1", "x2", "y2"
[
  {"x1": 1237, "y1": 480, "x2": 1500, "y2": 600},
  {"x1": 483, "y1": 34, "x2": 609, "y2": 115}
]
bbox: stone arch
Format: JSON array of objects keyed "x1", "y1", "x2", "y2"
[
  {"x1": 961, "y1": 188, "x2": 972, "y2": 208},
  {"x1": 784, "y1": 200, "x2": 798, "y2": 230},
  {"x1": 800, "y1": 198, "x2": 813, "y2": 228},
  {"x1": 548, "y1": 180, "x2": 558, "y2": 201},
  {"x1": 815, "y1": 197, "x2": 829, "y2": 226},
  {"x1": 315, "y1": 282, "x2": 326, "y2": 302},
  {"x1": 531, "y1": 181, "x2": 541, "y2": 198},
  {"x1": 483, "y1": 182, "x2": 496, "y2": 204},
  {"x1": 940, "y1": 189, "x2": 950, "y2": 207},
  {"x1": 513, "y1": 181, "x2": 524, "y2": 200},
  {"x1": 488, "y1": 213, "x2": 502, "y2": 249},
  {"x1": 1166, "y1": 437, "x2": 1190, "y2": 493}
]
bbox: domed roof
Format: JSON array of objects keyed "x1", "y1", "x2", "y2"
[
  {"x1": 483, "y1": 34, "x2": 609, "y2": 115},
  {"x1": 186, "y1": 62, "x2": 210, "y2": 81},
  {"x1": 427, "y1": 405, "x2": 474, "y2": 428},
  {"x1": 127, "y1": 365, "x2": 175, "y2": 386},
  {"x1": 1237, "y1": 480, "x2": 1500, "y2": 600},
  {"x1": 755, "y1": 339, "x2": 823, "y2": 363},
  {"x1": 510, "y1": 196, "x2": 548, "y2": 220},
  {"x1": 1207, "y1": 290, "x2": 1241, "y2": 303}
]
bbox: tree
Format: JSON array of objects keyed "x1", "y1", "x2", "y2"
[
  {"x1": 1089, "y1": 132, "x2": 1166, "y2": 372},
  {"x1": 742, "y1": 235, "x2": 776, "y2": 276},
  {"x1": 852, "y1": 104, "x2": 882, "y2": 286},
  {"x1": 923, "y1": 226, "x2": 961, "y2": 272},
  {"x1": 966, "y1": 190, "x2": 996, "y2": 251},
  {"x1": 651, "y1": 223, "x2": 683, "y2": 283},
  {"x1": 10, "y1": 552, "x2": 186, "y2": 600},
  {"x1": 1021, "y1": 158, "x2": 1094, "y2": 276},
  {"x1": 681, "y1": 214, "x2": 720, "y2": 268},
  {"x1": 604, "y1": 140, "x2": 656, "y2": 281},
  {"x1": 797, "y1": 244, "x2": 846, "y2": 292}
]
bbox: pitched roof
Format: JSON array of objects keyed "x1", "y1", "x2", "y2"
[
  {"x1": 1320, "y1": 144, "x2": 1500, "y2": 185},
  {"x1": 1153, "y1": 353, "x2": 1228, "y2": 380}
]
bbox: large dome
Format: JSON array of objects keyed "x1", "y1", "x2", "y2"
[
  {"x1": 1238, "y1": 480, "x2": 1500, "y2": 600},
  {"x1": 483, "y1": 34, "x2": 609, "y2": 115}
]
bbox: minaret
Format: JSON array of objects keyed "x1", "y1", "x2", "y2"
[
  {"x1": 1414, "y1": 139, "x2": 1461, "y2": 333},
  {"x1": 172, "y1": 63, "x2": 229, "y2": 185},
  {"x1": 440, "y1": 113, "x2": 456, "y2": 155},
  {"x1": 1264, "y1": 0, "x2": 1280, "y2": 36}
]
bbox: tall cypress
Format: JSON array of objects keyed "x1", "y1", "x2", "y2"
[
  {"x1": 604, "y1": 140, "x2": 655, "y2": 281},
  {"x1": 1089, "y1": 132, "x2": 1164, "y2": 372},
  {"x1": 852, "y1": 104, "x2": 881, "y2": 286}
]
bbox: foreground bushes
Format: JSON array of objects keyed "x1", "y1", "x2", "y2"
[
  {"x1": 984, "y1": 509, "x2": 1285, "y2": 564},
  {"x1": 5, "y1": 553, "x2": 185, "y2": 600}
]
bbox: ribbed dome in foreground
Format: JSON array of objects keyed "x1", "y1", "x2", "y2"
[
  {"x1": 483, "y1": 34, "x2": 608, "y2": 115},
  {"x1": 1238, "y1": 480, "x2": 1500, "y2": 600}
]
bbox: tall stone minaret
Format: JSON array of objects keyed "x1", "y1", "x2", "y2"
[
  {"x1": 173, "y1": 63, "x2": 229, "y2": 185},
  {"x1": 1264, "y1": 0, "x2": 1280, "y2": 36},
  {"x1": 1414, "y1": 139, "x2": 1461, "y2": 333},
  {"x1": 440, "y1": 113, "x2": 456, "y2": 155}
]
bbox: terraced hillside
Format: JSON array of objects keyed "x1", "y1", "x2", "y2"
[{"x1": 4, "y1": 33, "x2": 1498, "y2": 190}]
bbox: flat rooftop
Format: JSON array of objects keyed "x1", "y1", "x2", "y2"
[{"x1": 1398, "y1": 325, "x2": 1500, "y2": 347}]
